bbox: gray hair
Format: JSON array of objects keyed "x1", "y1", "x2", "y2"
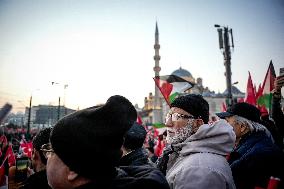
[{"x1": 234, "y1": 115, "x2": 274, "y2": 142}]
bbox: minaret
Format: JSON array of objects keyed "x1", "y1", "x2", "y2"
[{"x1": 153, "y1": 22, "x2": 162, "y2": 124}]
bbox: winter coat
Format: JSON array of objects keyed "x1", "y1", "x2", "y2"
[
  {"x1": 75, "y1": 165, "x2": 170, "y2": 189},
  {"x1": 166, "y1": 120, "x2": 236, "y2": 189},
  {"x1": 19, "y1": 170, "x2": 51, "y2": 189},
  {"x1": 119, "y1": 148, "x2": 150, "y2": 166},
  {"x1": 272, "y1": 93, "x2": 284, "y2": 141},
  {"x1": 228, "y1": 131, "x2": 284, "y2": 189}
]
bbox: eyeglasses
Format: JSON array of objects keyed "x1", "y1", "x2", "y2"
[
  {"x1": 165, "y1": 112, "x2": 194, "y2": 122},
  {"x1": 40, "y1": 143, "x2": 54, "y2": 159}
]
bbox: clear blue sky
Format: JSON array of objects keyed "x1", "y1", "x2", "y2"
[{"x1": 0, "y1": 0, "x2": 283, "y2": 112}]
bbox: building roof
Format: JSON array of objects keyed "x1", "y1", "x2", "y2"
[{"x1": 223, "y1": 86, "x2": 245, "y2": 95}]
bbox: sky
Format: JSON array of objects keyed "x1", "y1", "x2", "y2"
[{"x1": 0, "y1": 0, "x2": 284, "y2": 113}]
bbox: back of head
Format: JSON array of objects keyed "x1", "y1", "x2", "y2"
[
  {"x1": 171, "y1": 94, "x2": 209, "y2": 123},
  {"x1": 50, "y1": 95, "x2": 137, "y2": 180},
  {"x1": 123, "y1": 122, "x2": 146, "y2": 151},
  {"x1": 32, "y1": 127, "x2": 52, "y2": 165}
]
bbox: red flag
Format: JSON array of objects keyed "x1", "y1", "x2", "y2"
[
  {"x1": 0, "y1": 136, "x2": 11, "y2": 189},
  {"x1": 136, "y1": 115, "x2": 143, "y2": 125},
  {"x1": 154, "y1": 138, "x2": 165, "y2": 157},
  {"x1": 255, "y1": 83, "x2": 263, "y2": 100},
  {"x1": 245, "y1": 71, "x2": 257, "y2": 105},
  {"x1": 254, "y1": 84, "x2": 257, "y2": 98},
  {"x1": 267, "y1": 177, "x2": 281, "y2": 189},
  {"x1": 19, "y1": 142, "x2": 33, "y2": 159},
  {"x1": 221, "y1": 102, "x2": 227, "y2": 112},
  {"x1": 6, "y1": 146, "x2": 15, "y2": 167},
  {"x1": 0, "y1": 159, "x2": 8, "y2": 188},
  {"x1": 238, "y1": 98, "x2": 244, "y2": 103}
]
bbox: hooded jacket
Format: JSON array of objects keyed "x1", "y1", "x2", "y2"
[{"x1": 166, "y1": 119, "x2": 236, "y2": 189}]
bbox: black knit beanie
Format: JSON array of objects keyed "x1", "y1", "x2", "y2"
[
  {"x1": 170, "y1": 94, "x2": 209, "y2": 123},
  {"x1": 123, "y1": 122, "x2": 146, "y2": 150},
  {"x1": 50, "y1": 95, "x2": 137, "y2": 180}
]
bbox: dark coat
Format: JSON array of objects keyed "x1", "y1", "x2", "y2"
[
  {"x1": 228, "y1": 131, "x2": 284, "y2": 189},
  {"x1": 19, "y1": 170, "x2": 51, "y2": 189},
  {"x1": 272, "y1": 93, "x2": 284, "y2": 141},
  {"x1": 261, "y1": 115, "x2": 283, "y2": 149},
  {"x1": 75, "y1": 165, "x2": 170, "y2": 189},
  {"x1": 119, "y1": 148, "x2": 150, "y2": 166}
]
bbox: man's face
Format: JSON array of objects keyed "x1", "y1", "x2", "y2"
[
  {"x1": 165, "y1": 107, "x2": 195, "y2": 144},
  {"x1": 225, "y1": 116, "x2": 242, "y2": 139},
  {"x1": 46, "y1": 152, "x2": 71, "y2": 189},
  {"x1": 31, "y1": 148, "x2": 41, "y2": 172}
]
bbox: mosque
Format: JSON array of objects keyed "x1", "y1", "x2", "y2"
[{"x1": 140, "y1": 23, "x2": 245, "y2": 125}]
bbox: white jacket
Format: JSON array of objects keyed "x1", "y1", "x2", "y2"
[{"x1": 166, "y1": 120, "x2": 236, "y2": 189}]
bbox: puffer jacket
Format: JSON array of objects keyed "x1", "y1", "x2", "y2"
[{"x1": 166, "y1": 120, "x2": 236, "y2": 189}]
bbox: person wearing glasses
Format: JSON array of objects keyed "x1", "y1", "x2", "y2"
[
  {"x1": 19, "y1": 127, "x2": 52, "y2": 189},
  {"x1": 157, "y1": 94, "x2": 236, "y2": 189},
  {"x1": 41, "y1": 95, "x2": 170, "y2": 189}
]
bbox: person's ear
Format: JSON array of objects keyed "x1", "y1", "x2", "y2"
[
  {"x1": 67, "y1": 171, "x2": 79, "y2": 181},
  {"x1": 196, "y1": 118, "x2": 204, "y2": 127},
  {"x1": 240, "y1": 124, "x2": 249, "y2": 134},
  {"x1": 33, "y1": 149, "x2": 40, "y2": 160},
  {"x1": 192, "y1": 118, "x2": 204, "y2": 133}
]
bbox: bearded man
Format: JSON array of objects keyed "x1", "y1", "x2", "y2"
[{"x1": 157, "y1": 94, "x2": 236, "y2": 189}]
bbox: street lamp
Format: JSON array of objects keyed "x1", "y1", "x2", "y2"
[
  {"x1": 51, "y1": 82, "x2": 68, "y2": 120},
  {"x1": 63, "y1": 84, "x2": 68, "y2": 116},
  {"x1": 214, "y1": 24, "x2": 235, "y2": 108},
  {"x1": 27, "y1": 89, "x2": 39, "y2": 134}
]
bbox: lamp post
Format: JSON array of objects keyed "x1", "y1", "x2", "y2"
[
  {"x1": 27, "y1": 95, "x2": 32, "y2": 134},
  {"x1": 51, "y1": 82, "x2": 61, "y2": 121},
  {"x1": 214, "y1": 24, "x2": 235, "y2": 108},
  {"x1": 27, "y1": 89, "x2": 39, "y2": 134},
  {"x1": 63, "y1": 84, "x2": 68, "y2": 116},
  {"x1": 51, "y1": 82, "x2": 68, "y2": 120}
]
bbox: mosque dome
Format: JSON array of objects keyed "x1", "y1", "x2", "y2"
[
  {"x1": 171, "y1": 67, "x2": 193, "y2": 78},
  {"x1": 223, "y1": 86, "x2": 245, "y2": 97}
]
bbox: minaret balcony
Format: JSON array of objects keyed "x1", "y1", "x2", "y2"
[
  {"x1": 153, "y1": 66, "x2": 161, "y2": 72},
  {"x1": 154, "y1": 44, "x2": 160, "y2": 49},
  {"x1": 153, "y1": 55, "x2": 160, "y2": 60}
]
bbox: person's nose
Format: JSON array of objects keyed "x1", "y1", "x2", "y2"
[{"x1": 165, "y1": 117, "x2": 173, "y2": 128}]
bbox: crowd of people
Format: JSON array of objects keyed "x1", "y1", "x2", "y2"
[{"x1": 0, "y1": 75, "x2": 283, "y2": 189}]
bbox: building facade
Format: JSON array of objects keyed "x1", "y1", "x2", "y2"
[{"x1": 24, "y1": 105, "x2": 75, "y2": 128}]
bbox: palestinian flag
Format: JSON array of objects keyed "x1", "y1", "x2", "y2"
[
  {"x1": 257, "y1": 61, "x2": 276, "y2": 113},
  {"x1": 153, "y1": 75, "x2": 194, "y2": 105},
  {"x1": 152, "y1": 123, "x2": 165, "y2": 128}
]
